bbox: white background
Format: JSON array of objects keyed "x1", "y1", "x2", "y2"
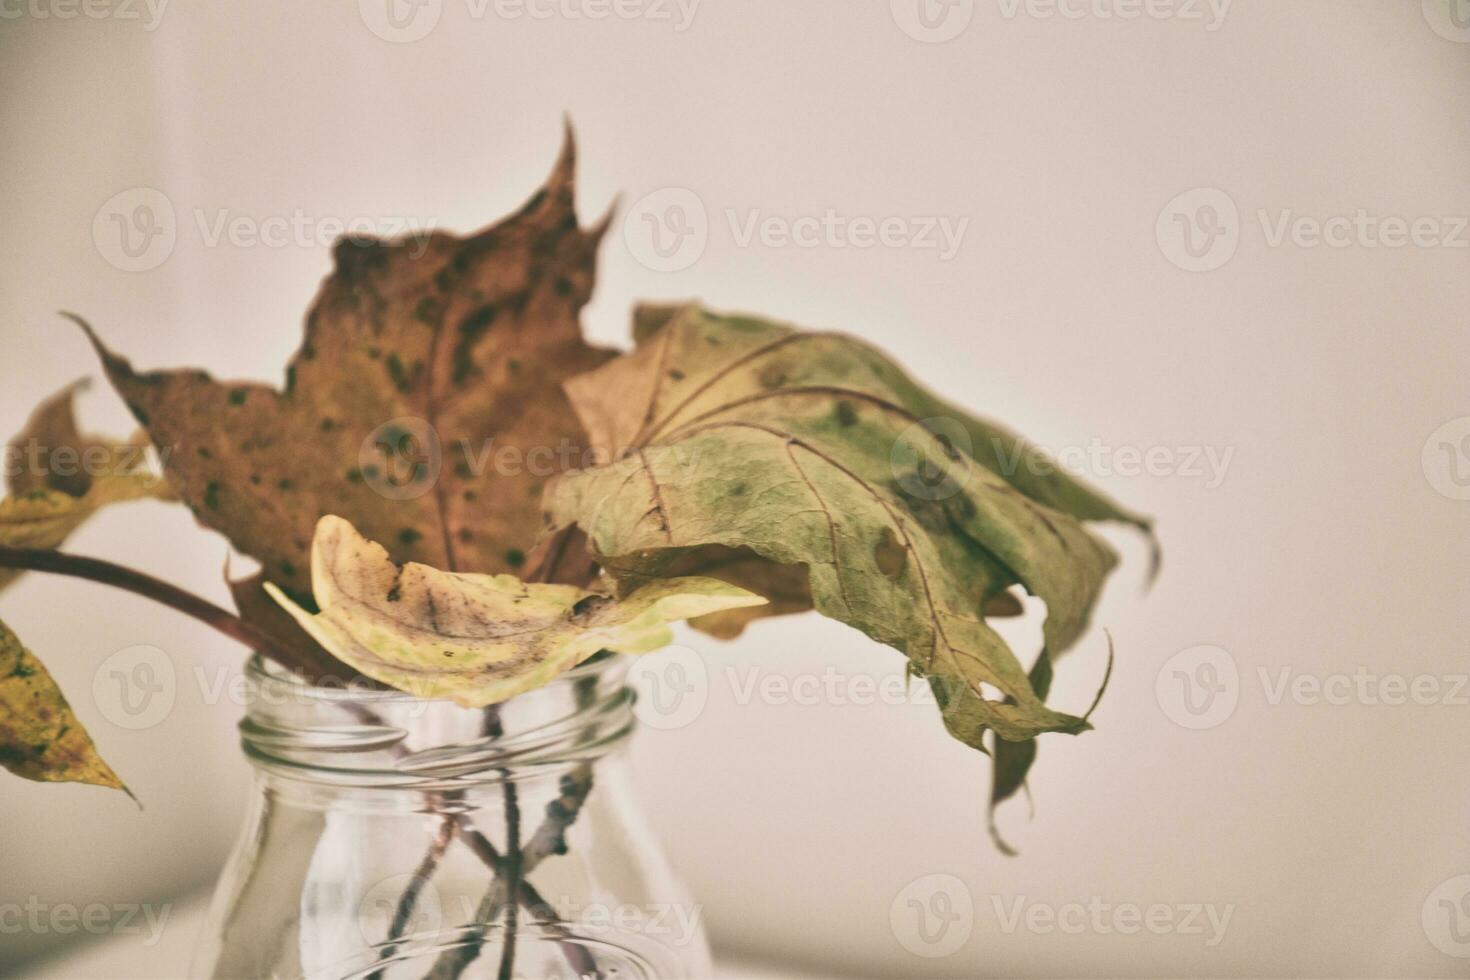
[{"x1": 1, "y1": 1, "x2": 1468, "y2": 976}]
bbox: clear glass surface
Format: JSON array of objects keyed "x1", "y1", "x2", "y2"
[{"x1": 192, "y1": 654, "x2": 710, "y2": 980}]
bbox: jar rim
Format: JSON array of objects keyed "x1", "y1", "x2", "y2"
[{"x1": 243, "y1": 650, "x2": 626, "y2": 706}]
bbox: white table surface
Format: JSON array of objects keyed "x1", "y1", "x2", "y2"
[{"x1": 14, "y1": 888, "x2": 823, "y2": 980}]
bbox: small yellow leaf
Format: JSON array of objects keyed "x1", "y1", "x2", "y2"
[
  {"x1": 0, "y1": 474, "x2": 170, "y2": 591},
  {"x1": 0, "y1": 617, "x2": 127, "y2": 793},
  {"x1": 266, "y1": 516, "x2": 765, "y2": 705},
  {"x1": 1, "y1": 381, "x2": 172, "y2": 592}
]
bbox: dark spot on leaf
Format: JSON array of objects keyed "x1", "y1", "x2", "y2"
[
  {"x1": 932, "y1": 431, "x2": 962, "y2": 460},
  {"x1": 399, "y1": 528, "x2": 422, "y2": 545},
  {"x1": 758, "y1": 364, "x2": 786, "y2": 388},
  {"x1": 454, "y1": 460, "x2": 473, "y2": 479},
  {"x1": 366, "y1": 346, "x2": 381, "y2": 360},
  {"x1": 453, "y1": 305, "x2": 497, "y2": 385},
  {"x1": 320, "y1": 418, "x2": 336, "y2": 432},
  {"x1": 505, "y1": 548, "x2": 525, "y2": 569},
  {"x1": 570, "y1": 594, "x2": 611, "y2": 622},
  {"x1": 280, "y1": 561, "x2": 296, "y2": 578},
  {"x1": 386, "y1": 355, "x2": 412, "y2": 393},
  {"x1": 415, "y1": 296, "x2": 444, "y2": 326},
  {"x1": 205, "y1": 481, "x2": 222, "y2": 510},
  {"x1": 874, "y1": 527, "x2": 907, "y2": 580},
  {"x1": 463, "y1": 490, "x2": 477, "y2": 502},
  {"x1": 249, "y1": 474, "x2": 262, "y2": 486},
  {"x1": 553, "y1": 276, "x2": 573, "y2": 297},
  {"x1": 196, "y1": 447, "x2": 211, "y2": 459},
  {"x1": 949, "y1": 493, "x2": 977, "y2": 521},
  {"x1": 228, "y1": 389, "x2": 247, "y2": 406},
  {"x1": 835, "y1": 401, "x2": 858, "y2": 427},
  {"x1": 458, "y1": 529, "x2": 473, "y2": 543},
  {"x1": 277, "y1": 479, "x2": 294, "y2": 491},
  {"x1": 347, "y1": 468, "x2": 363, "y2": 483}
]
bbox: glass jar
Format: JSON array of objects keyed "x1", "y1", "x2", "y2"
[{"x1": 191, "y1": 653, "x2": 711, "y2": 980}]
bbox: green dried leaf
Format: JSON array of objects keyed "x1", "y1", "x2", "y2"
[
  {"x1": 78, "y1": 128, "x2": 613, "y2": 611},
  {"x1": 541, "y1": 303, "x2": 1150, "y2": 745},
  {"x1": 267, "y1": 516, "x2": 766, "y2": 705},
  {"x1": 0, "y1": 617, "x2": 127, "y2": 793}
]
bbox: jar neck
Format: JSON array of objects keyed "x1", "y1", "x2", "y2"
[{"x1": 238, "y1": 653, "x2": 634, "y2": 793}]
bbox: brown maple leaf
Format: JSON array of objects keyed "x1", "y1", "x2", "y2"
[{"x1": 78, "y1": 126, "x2": 614, "y2": 618}]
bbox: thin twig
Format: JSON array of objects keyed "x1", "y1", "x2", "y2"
[
  {"x1": 366, "y1": 815, "x2": 458, "y2": 980},
  {"x1": 424, "y1": 675, "x2": 603, "y2": 980},
  {"x1": 496, "y1": 758, "x2": 522, "y2": 980},
  {"x1": 0, "y1": 546, "x2": 334, "y2": 678}
]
